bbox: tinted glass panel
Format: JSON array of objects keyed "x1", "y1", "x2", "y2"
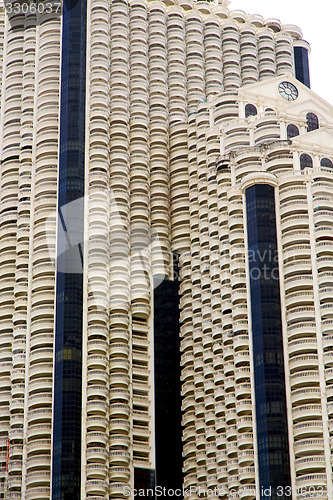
[
  {"x1": 246, "y1": 185, "x2": 291, "y2": 500},
  {"x1": 52, "y1": 0, "x2": 87, "y2": 498},
  {"x1": 153, "y1": 254, "x2": 183, "y2": 491},
  {"x1": 294, "y1": 46, "x2": 311, "y2": 88},
  {"x1": 134, "y1": 467, "x2": 155, "y2": 499}
]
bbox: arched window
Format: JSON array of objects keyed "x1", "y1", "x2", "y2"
[
  {"x1": 287, "y1": 124, "x2": 300, "y2": 139},
  {"x1": 245, "y1": 104, "x2": 258, "y2": 118},
  {"x1": 300, "y1": 153, "x2": 313, "y2": 170},
  {"x1": 321, "y1": 158, "x2": 333, "y2": 169},
  {"x1": 306, "y1": 112, "x2": 319, "y2": 132},
  {"x1": 265, "y1": 108, "x2": 274, "y2": 112}
]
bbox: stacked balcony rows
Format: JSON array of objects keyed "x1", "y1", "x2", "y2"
[
  {"x1": 168, "y1": 7, "x2": 190, "y2": 254},
  {"x1": 0, "y1": 0, "x2": 311, "y2": 498},
  {"x1": 24, "y1": 12, "x2": 61, "y2": 500},
  {"x1": 0, "y1": 7, "x2": 62, "y2": 499},
  {"x1": 82, "y1": 0, "x2": 111, "y2": 498},
  {"x1": 131, "y1": 0, "x2": 152, "y2": 469},
  {"x1": 312, "y1": 170, "x2": 333, "y2": 492},
  {"x1": 148, "y1": 1, "x2": 171, "y2": 275},
  {"x1": 223, "y1": 143, "x2": 332, "y2": 496},
  {"x1": 0, "y1": 4, "x2": 4, "y2": 104},
  {"x1": 180, "y1": 84, "x2": 333, "y2": 498},
  {"x1": 107, "y1": 0, "x2": 133, "y2": 497},
  {"x1": 180, "y1": 103, "x2": 255, "y2": 500},
  {"x1": 278, "y1": 178, "x2": 327, "y2": 491},
  {"x1": 0, "y1": 10, "x2": 24, "y2": 499},
  {"x1": 220, "y1": 115, "x2": 332, "y2": 496}
]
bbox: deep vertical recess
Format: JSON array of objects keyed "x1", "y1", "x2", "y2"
[
  {"x1": 52, "y1": 0, "x2": 86, "y2": 498},
  {"x1": 294, "y1": 46, "x2": 311, "y2": 88},
  {"x1": 134, "y1": 467, "x2": 156, "y2": 499},
  {"x1": 153, "y1": 254, "x2": 183, "y2": 492},
  {"x1": 246, "y1": 185, "x2": 292, "y2": 499}
]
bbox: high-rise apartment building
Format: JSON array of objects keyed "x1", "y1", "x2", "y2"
[{"x1": 0, "y1": 0, "x2": 332, "y2": 499}]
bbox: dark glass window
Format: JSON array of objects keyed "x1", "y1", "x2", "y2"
[
  {"x1": 265, "y1": 108, "x2": 274, "y2": 112},
  {"x1": 245, "y1": 104, "x2": 258, "y2": 118},
  {"x1": 306, "y1": 112, "x2": 319, "y2": 132},
  {"x1": 294, "y1": 46, "x2": 311, "y2": 88},
  {"x1": 287, "y1": 124, "x2": 299, "y2": 139},
  {"x1": 246, "y1": 185, "x2": 291, "y2": 499},
  {"x1": 300, "y1": 153, "x2": 313, "y2": 170},
  {"x1": 321, "y1": 158, "x2": 333, "y2": 169}
]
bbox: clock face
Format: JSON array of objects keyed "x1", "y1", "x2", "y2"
[{"x1": 278, "y1": 81, "x2": 299, "y2": 101}]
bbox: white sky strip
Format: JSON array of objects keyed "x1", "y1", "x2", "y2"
[{"x1": 230, "y1": 0, "x2": 333, "y2": 104}]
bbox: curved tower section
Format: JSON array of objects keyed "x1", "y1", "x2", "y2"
[
  {"x1": 0, "y1": 1, "x2": 327, "y2": 500},
  {"x1": 51, "y1": 0, "x2": 87, "y2": 498}
]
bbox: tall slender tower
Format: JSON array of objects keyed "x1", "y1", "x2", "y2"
[{"x1": 0, "y1": 0, "x2": 332, "y2": 499}]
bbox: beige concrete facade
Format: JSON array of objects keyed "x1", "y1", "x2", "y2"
[
  {"x1": 0, "y1": 0, "x2": 332, "y2": 499},
  {"x1": 180, "y1": 75, "x2": 333, "y2": 500}
]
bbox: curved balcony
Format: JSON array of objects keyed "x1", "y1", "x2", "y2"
[
  {"x1": 227, "y1": 472, "x2": 240, "y2": 488},
  {"x1": 291, "y1": 388, "x2": 321, "y2": 405},
  {"x1": 238, "y1": 466, "x2": 255, "y2": 484},
  {"x1": 234, "y1": 350, "x2": 250, "y2": 367},
  {"x1": 25, "y1": 470, "x2": 50, "y2": 488},
  {"x1": 27, "y1": 407, "x2": 52, "y2": 426},
  {"x1": 322, "y1": 319, "x2": 333, "y2": 336},
  {"x1": 86, "y1": 431, "x2": 108, "y2": 449},
  {"x1": 323, "y1": 350, "x2": 333, "y2": 367},
  {"x1": 287, "y1": 322, "x2": 316, "y2": 340},
  {"x1": 294, "y1": 438, "x2": 324, "y2": 456},
  {"x1": 239, "y1": 485, "x2": 256, "y2": 499},
  {"x1": 288, "y1": 338, "x2": 317, "y2": 356},
  {"x1": 234, "y1": 366, "x2": 251, "y2": 383},
  {"x1": 86, "y1": 479, "x2": 108, "y2": 496},
  {"x1": 238, "y1": 449, "x2": 254, "y2": 467},
  {"x1": 25, "y1": 487, "x2": 51, "y2": 499},
  {"x1": 293, "y1": 421, "x2": 323, "y2": 439},
  {"x1": 325, "y1": 367, "x2": 333, "y2": 384},
  {"x1": 215, "y1": 431, "x2": 227, "y2": 450},
  {"x1": 109, "y1": 466, "x2": 130, "y2": 482},
  {"x1": 295, "y1": 456, "x2": 326, "y2": 474},
  {"x1": 237, "y1": 417, "x2": 252, "y2": 433},
  {"x1": 238, "y1": 433, "x2": 253, "y2": 449},
  {"x1": 236, "y1": 399, "x2": 252, "y2": 416},
  {"x1": 235, "y1": 383, "x2": 251, "y2": 400},
  {"x1": 292, "y1": 404, "x2": 322, "y2": 421},
  {"x1": 226, "y1": 425, "x2": 237, "y2": 443},
  {"x1": 109, "y1": 481, "x2": 129, "y2": 497},
  {"x1": 26, "y1": 424, "x2": 52, "y2": 441},
  {"x1": 86, "y1": 415, "x2": 107, "y2": 432},
  {"x1": 26, "y1": 453, "x2": 51, "y2": 471},
  {"x1": 290, "y1": 371, "x2": 320, "y2": 389},
  {"x1": 86, "y1": 463, "x2": 108, "y2": 481},
  {"x1": 289, "y1": 354, "x2": 319, "y2": 372}
]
